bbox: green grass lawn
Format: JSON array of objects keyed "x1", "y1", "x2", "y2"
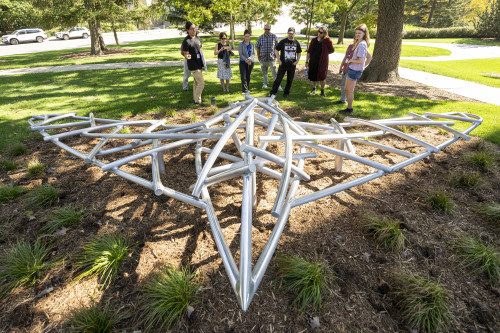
[
  {"x1": 399, "y1": 58, "x2": 500, "y2": 88},
  {"x1": 1, "y1": 65, "x2": 498, "y2": 153},
  {"x1": 0, "y1": 36, "x2": 451, "y2": 70}
]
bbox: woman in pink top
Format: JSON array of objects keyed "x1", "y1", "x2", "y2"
[{"x1": 339, "y1": 24, "x2": 370, "y2": 114}]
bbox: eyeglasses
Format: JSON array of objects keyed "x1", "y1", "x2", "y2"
[
  {"x1": 189, "y1": 27, "x2": 196, "y2": 31},
  {"x1": 264, "y1": 29, "x2": 270, "y2": 31},
  {"x1": 318, "y1": 31, "x2": 324, "y2": 34}
]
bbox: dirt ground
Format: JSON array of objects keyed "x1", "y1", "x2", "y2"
[{"x1": 0, "y1": 76, "x2": 499, "y2": 333}]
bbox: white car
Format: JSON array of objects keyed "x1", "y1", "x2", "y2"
[
  {"x1": 1, "y1": 29, "x2": 47, "y2": 45},
  {"x1": 55, "y1": 27, "x2": 90, "y2": 40}
]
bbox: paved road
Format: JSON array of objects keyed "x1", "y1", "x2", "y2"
[{"x1": 0, "y1": 29, "x2": 182, "y2": 57}]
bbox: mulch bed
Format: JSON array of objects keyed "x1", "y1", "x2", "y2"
[{"x1": 0, "y1": 81, "x2": 498, "y2": 332}]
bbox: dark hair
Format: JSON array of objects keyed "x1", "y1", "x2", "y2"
[
  {"x1": 185, "y1": 21, "x2": 194, "y2": 30},
  {"x1": 219, "y1": 32, "x2": 227, "y2": 39},
  {"x1": 244, "y1": 29, "x2": 251, "y2": 36}
]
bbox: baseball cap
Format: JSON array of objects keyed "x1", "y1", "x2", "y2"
[{"x1": 287, "y1": 27, "x2": 295, "y2": 33}]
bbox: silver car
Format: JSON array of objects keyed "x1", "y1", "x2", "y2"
[
  {"x1": 1, "y1": 29, "x2": 47, "y2": 45},
  {"x1": 55, "y1": 27, "x2": 90, "y2": 40}
]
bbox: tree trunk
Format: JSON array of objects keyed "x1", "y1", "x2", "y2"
[
  {"x1": 97, "y1": 20, "x2": 107, "y2": 51},
  {"x1": 112, "y1": 21, "x2": 120, "y2": 45},
  {"x1": 306, "y1": 0, "x2": 315, "y2": 46},
  {"x1": 89, "y1": 19, "x2": 103, "y2": 56},
  {"x1": 230, "y1": 14, "x2": 235, "y2": 49},
  {"x1": 337, "y1": 10, "x2": 348, "y2": 44},
  {"x1": 426, "y1": 0, "x2": 438, "y2": 27},
  {"x1": 361, "y1": 0, "x2": 404, "y2": 82}
]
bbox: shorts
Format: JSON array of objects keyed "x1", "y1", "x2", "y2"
[{"x1": 347, "y1": 69, "x2": 363, "y2": 81}]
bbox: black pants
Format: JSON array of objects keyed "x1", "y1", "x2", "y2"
[
  {"x1": 271, "y1": 62, "x2": 296, "y2": 95},
  {"x1": 239, "y1": 62, "x2": 254, "y2": 93}
]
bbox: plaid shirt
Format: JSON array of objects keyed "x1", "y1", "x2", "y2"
[{"x1": 256, "y1": 33, "x2": 278, "y2": 61}]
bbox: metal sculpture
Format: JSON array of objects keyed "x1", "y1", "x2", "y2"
[{"x1": 29, "y1": 95, "x2": 482, "y2": 311}]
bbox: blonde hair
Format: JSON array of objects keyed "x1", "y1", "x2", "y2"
[
  {"x1": 354, "y1": 24, "x2": 370, "y2": 47},
  {"x1": 319, "y1": 26, "x2": 329, "y2": 38}
]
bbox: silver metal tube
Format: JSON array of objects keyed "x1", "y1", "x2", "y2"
[{"x1": 271, "y1": 115, "x2": 292, "y2": 218}]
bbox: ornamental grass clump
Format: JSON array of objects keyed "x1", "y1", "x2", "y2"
[
  {"x1": 0, "y1": 159, "x2": 16, "y2": 171},
  {"x1": 427, "y1": 190, "x2": 454, "y2": 214},
  {"x1": 74, "y1": 233, "x2": 134, "y2": 289},
  {"x1": 466, "y1": 151, "x2": 496, "y2": 171},
  {"x1": 0, "y1": 240, "x2": 56, "y2": 297},
  {"x1": 476, "y1": 202, "x2": 500, "y2": 224},
  {"x1": 27, "y1": 157, "x2": 45, "y2": 177},
  {"x1": 275, "y1": 253, "x2": 334, "y2": 312},
  {"x1": 0, "y1": 185, "x2": 27, "y2": 203},
  {"x1": 450, "y1": 170, "x2": 482, "y2": 188},
  {"x1": 141, "y1": 265, "x2": 202, "y2": 330},
  {"x1": 362, "y1": 213, "x2": 406, "y2": 253},
  {"x1": 42, "y1": 204, "x2": 88, "y2": 234},
  {"x1": 452, "y1": 236, "x2": 500, "y2": 285},
  {"x1": 66, "y1": 299, "x2": 128, "y2": 333},
  {"x1": 5, "y1": 142, "x2": 27, "y2": 156},
  {"x1": 394, "y1": 272, "x2": 453, "y2": 332},
  {"x1": 25, "y1": 184, "x2": 59, "y2": 209}
]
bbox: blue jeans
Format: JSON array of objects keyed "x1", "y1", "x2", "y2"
[{"x1": 340, "y1": 72, "x2": 347, "y2": 102}]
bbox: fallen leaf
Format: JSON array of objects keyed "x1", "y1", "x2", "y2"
[
  {"x1": 362, "y1": 252, "x2": 371, "y2": 262},
  {"x1": 187, "y1": 305, "x2": 194, "y2": 319},
  {"x1": 35, "y1": 286, "x2": 54, "y2": 300}
]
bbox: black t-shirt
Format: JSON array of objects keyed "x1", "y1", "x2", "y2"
[
  {"x1": 182, "y1": 35, "x2": 203, "y2": 70},
  {"x1": 276, "y1": 38, "x2": 302, "y2": 64}
]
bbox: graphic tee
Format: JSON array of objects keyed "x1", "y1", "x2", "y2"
[{"x1": 276, "y1": 38, "x2": 302, "y2": 64}]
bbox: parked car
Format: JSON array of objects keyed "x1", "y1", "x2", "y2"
[
  {"x1": 1, "y1": 29, "x2": 47, "y2": 45},
  {"x1": 55, "y1": 27, "x2": 90, "y2": 40}
]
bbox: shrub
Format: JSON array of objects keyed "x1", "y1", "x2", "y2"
[
  {"x1": 25, "y1": 184, "x2": 59, "y2": 208},
  {"x1": 0, "y1": 240, "x2": 55, "y2": 297},
  {"x1": 362, "y1": 214, "x2": 406, "y2": 252},
  {"x1": 275, "y1": 253, "x2": 333, "y2": 312},
  {"x1": 394, "y1": 272, "x2": 454, "y2": 332},
  {"x1": 0, "y1": 159, "x2": 16, "y2": 171},
  {"x1": 450, "y1": 170, "x2": 482, "y2": 188},
  {"x1": 5, "y1": 142, "x2": 27, "y2": 156},
  {"x1": 66, "y1": 299, "x2": 128, "y2": 333},
  {"x1": 0, "y1": 185, "x2": 27, "y2": 203},
  {"x1": 427, "y1": 190, "x2": 454, "y2": 213},
  {"x1": 474, "y1": 0, "x2": 500, "y2": 39},
  {"x1": 141, "y1": 265, "x2": 202, "y2": 330},
  {"x1": 301, "y1": 27, "x2": 377, "y2": 38},
  {"x1": 27, "y1": 158, "x2": 45, "y2": 177},
  {"x1": 452, "y1": 236, "x2": 500, "y2": 285},
  {"x1": 74, "y1": 233, "x2": 134, "y2": 289},
  {"x1": 42, "y1": 204, "x2": 87, "y2": 234}
]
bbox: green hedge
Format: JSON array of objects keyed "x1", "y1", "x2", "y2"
[
  {"x1": 302, "y1": 26, "x2": 477, "y2": 39},
  {"x1": 403, "y1": 26, "x2": 477, "y2": 38}
]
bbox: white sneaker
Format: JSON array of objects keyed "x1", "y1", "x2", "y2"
[
  {"x1": 262, "y1": 84, "x2": 268, "y2": 89},
  {"x1": 278, "y1": 86, "x2": 283, "y2": 92}
]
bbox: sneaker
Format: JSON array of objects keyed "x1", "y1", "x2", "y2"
[
  {"x1": 334, "y1": 100, "x2": 346, "y2": 104},
  {"x1": 262, "y1": 84, "x2": 268, "y2": 89},
  {"x1": 320, "y1": 89, "x2": 326, "y2": 97},
  {"x1": 284, "y1": 93, "x2": 289, "y2": 98},
  {"x1": 339, "y1": 108, "x2": 353, "y2": 114},
  {"x1": 308, "y1": 88, "x2": 316, "y2": 95},
  {"x1": 183, "y1": 88, "x2": 188, "y2": 92},
  {"x1": 278, "y1": 86, "x2": 283, "y2": 92},
  {"x1": 194, "y1": 101, "x2": 206, "y2": 106}
]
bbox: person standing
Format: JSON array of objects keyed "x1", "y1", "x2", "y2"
[
  {"x1": 335, "y1": 44, "x2": 371, "y2": 105},
  {"x1": 270, "y1": 27, "x2": 302, "y2": 98},
  {"x1": 238, "y1": 29, "x2": 256, "y2": 94},
  {"x1": 214, "y1": 32, "x2": 233, "y2": 92},
  {"x1": 340, "y1": 24, "x2": 370, "y2": 113},
  {"x1": 181, "y1": 21, "x2": 205, "y2": 105},
  {"x1": 256, "y1": 24, "x2": 281, "y2": 90},
  {"x1": 305, "y1": 26, "x2": 334, "y2": 97}
]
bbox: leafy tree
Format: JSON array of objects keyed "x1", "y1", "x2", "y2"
[
  {"x1": 336, "y1": 0, "x2": 360, "y2": 44},
  {"x1": 0, "y1": 0, "x2": 41, "y2": 34},
  {"x1": 290, "y1": 0, "x2": 337, "y2": 45},
  {"x1": 474, "y1": 0, "x2": 500, "y2": 38},
  {"x1": 405, "y1": 0, "x2": 472, "y2": 27}
]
